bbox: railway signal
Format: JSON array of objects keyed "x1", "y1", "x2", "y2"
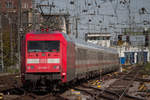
[{"x1": 117, "y1": 35, "x2": 123, "y2": 46}]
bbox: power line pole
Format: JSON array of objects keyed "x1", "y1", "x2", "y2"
[
  {"x1": 127, "y1": 0, "x2": 131, "y2": 34},
  {"x1": 75, "y1": 0, "x2": 79, "y2": 38},
  {"x1": 18, "y1": 0, "x2": 22, "y2": 68},
  {"x1": 75, "y1": 18, "x2": 79, "y2": 38},
  {"x1": 0, "y1": 14, "x2": 4, "y2": 72},
  {"x1": 32, "y1": 0, "x2": 36, "y2": 30},
  {"x1": 9, "y1": 18, "x2": 13, "y2": 65}
]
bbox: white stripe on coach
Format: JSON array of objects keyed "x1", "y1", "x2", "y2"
[{"x1": 47, "y1": 58, "x2": 60, "y2": 63}]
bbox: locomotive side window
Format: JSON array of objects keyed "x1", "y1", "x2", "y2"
[{"x1": 28, "y1": 41, "x2": 60, "y2": 52}]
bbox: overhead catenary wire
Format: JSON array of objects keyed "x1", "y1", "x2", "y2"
[{"x1": 35, "y1": 0, "x2": 150, "y2": 39}]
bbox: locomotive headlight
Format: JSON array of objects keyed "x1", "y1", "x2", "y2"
[
  {"x1": 27, "y1": 66, "x2": 34, "y2": 70},
  {"x1": 27, "y1": 66, "x2": 30, "y2": 70},
  {"x1": 30, "y1": 66, "x2": 34, "y2": 69},
  {"x1": 53, "y1": 65, "x2": 60, "y2": 69}
]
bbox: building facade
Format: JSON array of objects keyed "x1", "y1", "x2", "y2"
[
  {"x1": 85, "y1": 33, "x2": 111, "y2": 47},
  {"x1": 0, "y1": 0, "x2": 32, "y2": 13}
]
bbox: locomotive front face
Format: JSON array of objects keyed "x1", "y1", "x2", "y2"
[
  {"x1": 25, "y1": 33, "x2": 67, "y2": 75},
  {"x1": 22, "y1": 32, "x2": 68, "y2": 89},
  {"x1": 26, "y1": 40, "x2": 61, "y2": 72}
]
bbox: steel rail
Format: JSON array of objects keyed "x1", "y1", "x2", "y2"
[
  {"x1": 119, "y1": 66, "x2": 144, "y2": 100},
  {"x1": 119, "y1": 72, "x2": 139, "y2": 100}
]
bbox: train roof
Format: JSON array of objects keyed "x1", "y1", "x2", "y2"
[
  {"x1": 62, "y1": 32, "x2": 118, "y2": 54},
  {"x1": 72, "y1": 38, "x2": 118, "y2": 54},
  {"x1": 28, "y1": 31, "x2": 118, "y2": 54}
]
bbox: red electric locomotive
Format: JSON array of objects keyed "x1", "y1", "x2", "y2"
[{"x1": 21, "y1": 30, "x2": 119, "y2": 90}]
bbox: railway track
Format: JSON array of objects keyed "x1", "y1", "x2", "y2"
[
  {"x1": 102, "y1": 66, "x2": 146, "y2": 100},
  {"x1": 74, "y1": 85, "x2": 119, "y2": 100},
  {"x1": 11, "y1": 93, "x2": 68, "y2": 100},
  {"x1": 67, "y1": 65, "x2": 148, "y2": 100},
  {"x1": 1, "y1": 65, "x2": 150, "y2": 100},
  {"x1": 2, "y1": 88, "x2": 69, "y2": 100},
  {"x1": 0, "y1": 74, "x2": 21, "y2": 92},
  {"x1": 108, "y1": 66, "x2": 145, "y2": 100}
]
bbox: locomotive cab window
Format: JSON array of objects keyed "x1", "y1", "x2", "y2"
[{"x1": 27, "y1": 41, "x2": 60, "y2": 52}]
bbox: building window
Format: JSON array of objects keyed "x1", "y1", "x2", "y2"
[
  {"x1": 23, "y1": 3, "x2": 28, "y2": 9},
  {"x1": 6, "y1": 1, "x2": 13, "y2": 8}
]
